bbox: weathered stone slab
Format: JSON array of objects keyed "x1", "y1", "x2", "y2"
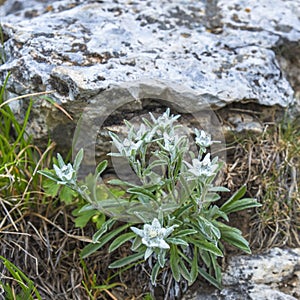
[
  {"x1": 183, "y1": 247, "x2": 300, "y2": 300},
  {"x1": 223, "y1": 247, "x2": 300, "y2": 286},
  {"x1": 0, "y1": 0, "x2": 299, "y2": 153}
]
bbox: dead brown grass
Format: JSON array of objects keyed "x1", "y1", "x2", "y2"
[
  {"x1": 223, "y1": 120, "x2": 300, "y2": 251},
  {"x1": 0, "y1": 198, "x2": 151, "y2": 299}
]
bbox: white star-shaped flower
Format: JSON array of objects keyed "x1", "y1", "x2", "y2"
[
  {"x1": 53, "y1": 162, "x2": 76, "y2": 185},
  {"x1": 194, "y1": 129, "x2": 220, "y2": 153},
  {"x1": 131, "y1": 218, "x2": 178, "y2": 251},
  {"x1": 186, "y1": 154, "x2": 218, "y2": 178}
]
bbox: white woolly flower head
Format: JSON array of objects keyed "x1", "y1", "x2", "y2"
[
  {"x1": 131, "y1": 218, "x2": 178, "y2": 251},
  {"x1": 186, "y1": 153, "x2": 219, "y2": 178},
  {"x1": 53, "y1": 162, "x2": 76, "y2": 185},
  {"x1": 194, "y1": 129, "x2": 220, "y2": 153}
]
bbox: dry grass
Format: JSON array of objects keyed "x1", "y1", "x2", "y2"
[
  {"x1": 223, "y1": 119, "x2": 300, "y2": 251},
  {"x1": 0, "y1": 170, "x2": 149, "y2": 299},
  {"x1": 0, "y1": 201, "x2": 151, "y2": 299},
  {"x1": 1, "y1": 205, "x2": 87, "y2": 299}
]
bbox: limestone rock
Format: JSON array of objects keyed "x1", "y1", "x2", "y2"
[
  {"x1": 183, "y1": 247, "x2": 300, "y2": 300},
  {"x1": 222, "y1": 247, "x2": 300, "y2": 286},
  {"x1": 0, "y1": 0, "x2": 299, "y2": 155}
]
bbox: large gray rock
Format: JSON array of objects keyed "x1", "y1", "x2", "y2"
[
  {"x1": 0, "y1": 0, "x2": 299, "y2": 157},
  {"x1": 183, "y1": 247, "x2": 300, "y2": 300}
]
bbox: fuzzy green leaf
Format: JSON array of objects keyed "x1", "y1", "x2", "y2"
[
  {"x1": 108, "y1": 178, "x2": 137, "y2": 187},
  {"x1": 38, "y1": 170, "x2": 59, "y2": 182},
  {"x1": 93, "y1": 161, "x2": 108, "y2": 199},
  {"x1": 198, "y1": 267, "x2": 222, "y2": 289},
  {"x1": 95, "y1": 160, "x2": 108, "y2": 177},
  {"x1": 57, "y1": 153, "x2": 65, "y2": 168},
  {"x1": 210, "y1": 253, "x2": 222, "y2": 285},
  {"x1": 205, "y1": 205, "x2": 229, "y2": 222},
  {"x1": 199, "y1": 249, "x2": 212, "y2": 268},
  {"x1": 81, "y1": 222, "x2": 131, "y2": 258},
  {"x1": 80, "y1": 226, "x2": 128, "y2": 258},
  {"x1": 173, "y1": 203, "x2": 193, "y2": 218},
  {"x1": 108, "y1": 232, "x2": 136, "y2": 253},
  {"x1": 127, "y1": 187, "x2": 156, "y2": 201},
  {"x1": 189, "y1": 239, "x2": 223, "y2": 257},
  {"x1": 220, "y1": 229, "x2": 251, "y2": 254},
  {"x1": 92, "y1": 219, "x2": 115, "y2": 242},
  {"x1": 167, "y1": 237, "x2": 189, "y2": 246},
  {"x1": 148, "y1": 159, "x2": 168, "y2": 169},
  {"x1": 211, "y1": 206, "x2": 229, "y2": 221},
  {"x1": 220, "y1": 198, "x2": 261, "y2": 214},
  {"x1": 172, "y1": 229, "x2": 198, "y2": 238},
  {"x1": 179, "y1": 261, "x2": 192, "y2": 283},
  {"x1": 144, "y1": 247, "x2": 154, "y2": 260},
  {"x1": 131, "y1": 236, "x2": 142, "y2": 251},
  {"x1": 109, "y1": 252, "x2": 144, "y2": 269},
  {"x1": 197, "y1": 216, "x2": 221, "y2": 240},
  {"x1": 170, "y1": 245, "x2": 181, "y2": 282},
  {"x1": 73, "y1": 149, "x2": 84, "y2": 172},
  {"x1": 191, "y1": 247, "x2": 198, "y2": 283},
  {"x1": 220, "y1": 185, "x2": 247, "y2": 212},
  {"x1": 80, "y1": 241, "x2": 101, "y2": 259},
  {"x1": 158, "y1": 250, "x2": 166, "y2": 268},
  {"x1": 78, "y1": 203, "x2": 95, "y2": 213},
  {"x1": 204, "y1": 193, "x2": 220, "y2": 203},
  {"x1": 151, "y1": 261, "x2": 161, "y2": 285},
  {"x1": 208, "y1": 186, "x2": 230, "y2": 192}
]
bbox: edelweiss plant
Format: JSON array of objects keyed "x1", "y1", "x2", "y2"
[
  {"x1": 131, "y1": 218, "x2": 177, "y2": 252},
  {"x1": 39, "y1": 108, "x2": 261, "y2": 291}
]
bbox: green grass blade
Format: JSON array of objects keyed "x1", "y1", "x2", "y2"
[
  {"x1": 12, "y1": 99, "x2": 33, "y2": 148},
  {"x1": 0, "y1": 256, "x2": 42, "y2": 300}
]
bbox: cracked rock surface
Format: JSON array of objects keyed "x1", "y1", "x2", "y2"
[
  {"x1": 183, "y1": 247, "x2": 300, "y2": 300},
  {"x1": 0, "y1": 0, "x2": 299, "y2": 150}
]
